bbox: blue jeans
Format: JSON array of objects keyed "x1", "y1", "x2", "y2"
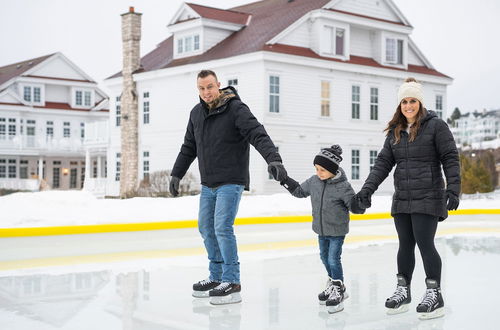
[
  {"x1": 318, "y1": 235, "x2": 345, "y2": 282},
  {"x1": 198, "y1": 184, "x2": 244, "y2": 284}
]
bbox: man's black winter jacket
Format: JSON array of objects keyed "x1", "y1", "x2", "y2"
[
  {"x1": 361, "y1": 110, "x2": 460, "y2": 220},
  {"x1": 172, "y1": 86, "x2": 281, "y2": 190}
]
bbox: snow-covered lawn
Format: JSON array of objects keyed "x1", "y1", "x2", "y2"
[{"x1": 0, "y1": 190, "x2": 499, "y2": 228}]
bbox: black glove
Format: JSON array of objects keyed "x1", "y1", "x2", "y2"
[
  {"x1": 446, "y1": 191, "x2": 459, "y2": 211},
  {"x1": 267, "y1": 161, "x2": 288, "y2": 182},
  {"x1": 280, "y1": 176, "x2": 299, "y2": 194},
  {"x1": 169, "y1": 176, "x2": 180, "y2": 197},
  {"x1": 355, "y1": 189, "x2": 372, "y2": 209},
  {"x1": 349, "y1": 195, "x2": 366, "y2": 214}
]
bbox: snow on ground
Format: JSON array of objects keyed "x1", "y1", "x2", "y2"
[{"x1": 0, "y1": 189, "x2": 499, "y2": 228}]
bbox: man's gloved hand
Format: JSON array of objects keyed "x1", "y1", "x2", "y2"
[
  {"x1": 355, "y1": 189, "x2": 372, "y2": 209},
  {"x1": 446, "y1": 190, "x2": 459, "y2": 211},
  {"x1": 267, "y1": 161, "x2": 288, "y2": 182},
  {"x1": 169, "y1": 176, "x2": 180, "y2": 197}
]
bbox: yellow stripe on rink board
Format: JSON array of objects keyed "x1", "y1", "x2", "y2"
[
  {"x1": 1, "y1": 227, "x2": 499, "y2": 271},
  {"x1": 0, "y1": 209, "x2": 498, "y2": 238}
]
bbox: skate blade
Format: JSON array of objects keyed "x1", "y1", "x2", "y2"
[
  {"x1": 192, "y1": 290, "x2": 210, "y2": 298},
  {"x1": 418, "y1": 307, "x2": 444, "y2": 320},
  {"x1": 386, "y1": 304, "x2": 409, "y2": 315},
  {"x1": 210, "y1": 292, "x2": 242, "y2": 305},
  {"x1": 319, "y1": 300, "x2": 326, "y2": 305},
  {"x1": 327, "y1": 302, "x2": 344, "y2": 314}
]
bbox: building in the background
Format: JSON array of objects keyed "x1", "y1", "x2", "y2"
[
  {"x1": 104, "y1": 0, "x2": 452, "y2": 196},
  {"x1": 0, "y1": 53, "x2": 108, "y2": 192},
  {"x1": 451, "y1": 109, "x2": 500, "y2": 149}
]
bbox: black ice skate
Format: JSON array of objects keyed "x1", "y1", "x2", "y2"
[
  {"x1": 385, "y1": 274, "x2": 411, "y2": 315},
  {"x1": 326, "y1": 279, "x2": 348, "y2": 314},
  {"x1": 209, "y1": 282, "x2": 242, "y2": 305},
  {"x1": 318, "y1": 277, "x2": 334, "y2": 305},
  {"x1": 416, "y1": 278, "x2": 444, "y2": 320},
  {"x1": 192, "y1": 278, "x2": 220, "y2": 298}
]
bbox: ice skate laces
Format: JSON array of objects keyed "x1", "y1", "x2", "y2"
[
  {"x1": 199, "y1": 278, "x2": 215, "y2": 286},
  {"x1": 328, "y1": 284, "x2": 341, "y2": 300},
  {"x1": 420, "y1": 288, "x2": 438, "y2": 306},
  {"x1": 390, "y1": 285, "x2": 408, "y2": 303},
  {"x1": 215, "y1": 282, "x2": 231, "y2": 291}
]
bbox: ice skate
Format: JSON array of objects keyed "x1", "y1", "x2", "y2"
[
  {"x1": 385, "y1": 274, "x2": 411, "y2": 315},
  {"x1": 192, "y1": 278, "x2": 220, "y2": 298},
  {"x1": 326, "y1": 279, "x2": 347, "y2": 314},
  {"x1": 318, "y1": 277, "x2": 333, "y2": 305},
  {"x1": 416, "y1": 279, "x2": 444, "y2": 320},
  {"x1": 209, "y1": 282, "x2": 242, "y2": 305}
]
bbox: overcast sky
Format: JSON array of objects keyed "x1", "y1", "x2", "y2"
[{"x1": 1, "y1": 0, "x2": 499, "y2": 114}]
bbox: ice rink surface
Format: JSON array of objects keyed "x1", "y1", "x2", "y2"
[{"x1": 1, "y1": 215, "x2": 499, "y2": 330}]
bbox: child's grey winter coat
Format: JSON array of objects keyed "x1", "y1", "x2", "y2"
[{"x1": 291, "y1": 168, "x2": 363, "y2": 236}]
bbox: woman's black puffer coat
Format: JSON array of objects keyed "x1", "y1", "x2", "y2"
[{"x1": 361, "y1": 110, "x2": 460, "y2": 220}]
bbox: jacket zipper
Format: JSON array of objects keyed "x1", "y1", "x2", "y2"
[
  {"x1": 319, "y1": 181, "x2": 326, "y2": 236},
  {"x1": 404, "y1": 134, "x2": 412, "y2": 212}
]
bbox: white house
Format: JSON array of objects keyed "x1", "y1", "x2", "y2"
[
  {"x1": 0, "y1": 53, "x2": 109, "y2": 192},
  {"x1": 104, "y1": 0, "x2": 452, "y2": 196},
  {"x1": 451, "y1": 109, "x2": 500, "y2": 149}
]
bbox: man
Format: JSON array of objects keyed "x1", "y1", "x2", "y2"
[{"x1": 170, "y1": 70, "x2": 287, "y2": 305}]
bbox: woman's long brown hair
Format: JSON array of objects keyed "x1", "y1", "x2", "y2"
[{"x1": 384, "y1": 102, "x2": 427, "y2": 144}]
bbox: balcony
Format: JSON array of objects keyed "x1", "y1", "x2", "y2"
[{"x1": 0, "y1": 135, "x2": 85, "y2": 154}]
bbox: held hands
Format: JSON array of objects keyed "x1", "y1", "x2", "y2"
[
  {"x1": 169, "y1": 176, "x2": 180, "y2": 197},
  {"x1": 268, "y1": 161, "x2": 288, "y2": 182},
  {"x1": 355, "y1": 189, "x2": 372, "y2": 209},
  {"x1": 446, "y1": 191, "x2": 459, "y2": 211}
]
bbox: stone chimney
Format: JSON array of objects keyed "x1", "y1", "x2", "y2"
[{"x1": 120, "y1": 6, "x2": 142, "y2": 198}]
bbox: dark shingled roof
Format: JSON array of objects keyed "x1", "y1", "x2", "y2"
[
  {"x1": 0, "y1": 53, "x2": 55, "y2": 87},
  {"x1": 108, "y1": 0, "x2": 448, "y2": 79}
]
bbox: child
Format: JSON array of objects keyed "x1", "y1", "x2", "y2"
[{"x1": 280, "y1": 145, "x2": 365, "y2": 313}]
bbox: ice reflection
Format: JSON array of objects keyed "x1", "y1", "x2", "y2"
[{"x1": 0, "y1": 235, "x2": 498, "y2": 329}]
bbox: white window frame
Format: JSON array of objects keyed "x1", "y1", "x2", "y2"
[
  {"x1": 143, "y1": 92, "x2": 150, "y2": 124},
  {"x1": 351, "y1": 149, "x2": 360, "y2": 180},
  {"x1": 175, "y1": 32, "x2": 202, "y2": 56},
  {"x1": 269, "y1": 75, "x2": 280, "y2": 113},
  {"x1": 369, "y1": 150, "x2": 378, "y2": 172},
  {"x1": 351, "y1": 85, "x2": 361, "y2": 120},
  {"x1": 143, "y1": 151, "x2": 150, "y2": 180},
  {"x1": 383, "y1": 34, "x2": 405, "y2": 66},
  {"x1": 370, "y1": 87, "x2": 379, "y2": 121},
  {"x1": 435, "y1": 94, "x2": 443, "y2": 119},
  {"x1": 72, "y1": 88, "x2": 94, "y2": 108},
  {"x1": 19, "y1": 84, "x2": 44, "y2": 105},
  {"x1": 227, "y1": 78, "x2": 238, "y2": 91},
  {"x1": 115, "y1": 95, "x2": 121, "y2": 127},
  {"x1": 320, "y1": 22, "x2": 349, "y2": 59},
  {"x1": 321, "y1": 80, "x2": 331, "y2": 117}
]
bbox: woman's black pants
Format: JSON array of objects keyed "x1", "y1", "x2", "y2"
[{"x1": 393, "y1": 213, "x2": 441, "y2": 284}]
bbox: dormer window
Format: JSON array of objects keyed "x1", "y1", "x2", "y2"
[
  {"x1": 21, "y1": 84, "x2": 43, "y2": 105},
  {"x1": 72, "y1": 88, "x2": 94, "y2": 108},
  {"x1": 177, "y1": 34, "x2": 200, "y2": 55},
  {"x1": 385, "y1": 37, "x2": 404, "y2": 65},
  {"x1": 320, "y1": 23, "x2": 349, "y2": 59}
]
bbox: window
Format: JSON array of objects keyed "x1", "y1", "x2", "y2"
[
  {"x1": 143, "y1": 151, "x2": 150, "y2": 180},
  {"x1": 0, "y1": 159, "x2": 5, "y2": 178},
  {"x1": 93, "y1": 161, "x2": 97, "y2": 178},
  {"x1": 8, "y1": 118, "x2": 16, "y2": 138},
  {"x1": 46, "y1": 121, "x2": 54, "y2": 138},
  {"x1": 53, "y1": 167, "x2": 60, "y2": 188},
  {"x1": 0, "y1": 118, "x2": 4, "y2": 140},
  {"x1": 385, "y1": 38, "x2": 404, "y2": 64},
  {"x1": 177, "y1": 34, "x2": 200, "y2": 54},
  {"x1": 228, "y1": 79, "x2": 238, "y2": 91},
  {"x1": 143, "y1": 92, "x2": 150, "y2": 124},
  {"x1": 370, "y1": 87, "x2": 379, "y2": 120},
  {"x1": 370, "y1": 150, "x2": 378, "y2": 171},
  {"x1": 20, "y1": 160, "x2": 28, "y2": 179},
  {"x1": 323, "y1": 26, "x2": 345, "y2": 56},
  {"x1": 321, "y1": 81, "x2": 330, "y2": 117},
  {"x1": 435, "y1": 95, "x2": 443, "y2": 119},
  {"x1": 352, "y1": 85, "x2": 360, "y2": 119},
  {"x1": 8, "y1": 159, "x2": 16, "y2": 178},
  {"x1": 80, "y1": 122, "x2": 85, "y2": 139},
  {"x1": 75, "y1": 91, "x2": 82, "y2": 106},
  {"x1": 115, "y1": 153, "x2": 121, "y2": 181},
  {"x1": 116, "y1": 96, "x2": 121, "y2": 127},
  {"x1": 70, "y1": 168, "x2": 78, "y2": 188},
  {"x1": 63, "y1": 122, "x2": 71, "y2": 138},
  {"x1": 22, "y1": 86, "x2": 42, "y2": 103},
  {"x1": 351, "y1": 149, "x2": 360, "y2": 180},
  {"x1": 269, "y1": 76, "x2": 280, "y2": 113},
  {"x1": 84, "y1": 91, "x2": 91, "y2": 106}
]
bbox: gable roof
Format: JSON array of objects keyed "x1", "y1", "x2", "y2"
[
  {"x1": 0, "y1": 53, "x2": 55, "y2": 87},
  {"x1": 184, "y1": 3, "x2": 251, "y2": 25},
  {"x1": 108, "y1": 0, "x2": 448, "y2": 79}
]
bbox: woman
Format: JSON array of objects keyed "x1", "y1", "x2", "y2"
[{"x1": 356, "y1": 77, "x2": 460, "y2": 320}]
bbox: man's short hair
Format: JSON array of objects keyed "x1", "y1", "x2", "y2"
[{"x1": 197, "y1": 70, "x2": 218, "y2": 80}]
